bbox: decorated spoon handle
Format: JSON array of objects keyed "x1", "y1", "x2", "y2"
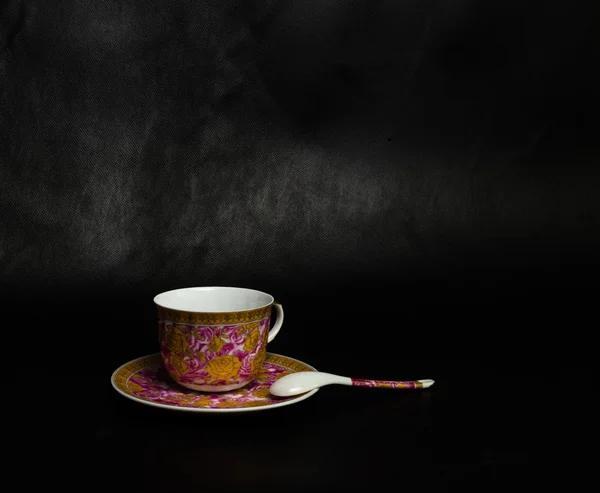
[{"x1": 350, "y1": 378, "x2": 434, "y2": 389}]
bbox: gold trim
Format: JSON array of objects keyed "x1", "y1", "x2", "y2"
[
  {"x1": 113, "y1": 354, "x2": 161, "y2": 396},
  {"x1": 265, "y1": 354, "x2": 314, "y2": 373},
  {"x1": 156, "y1": 305, "x2": 272, "y2": 325}
]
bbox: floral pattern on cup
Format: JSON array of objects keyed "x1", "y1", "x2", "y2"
[{"x1": 159, "y1": 318, "x2": 270, "y2": 388}]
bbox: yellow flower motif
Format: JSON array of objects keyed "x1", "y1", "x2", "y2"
[
  {"x1": 214, "y1": 398, "x2": 241, "y2": 408},
  {"x1": 243, "y1": 328, "x2": 261, "y2": 352},
  {"x1": 237, "y1": 321, "x2": 260, "y2": 337},
  {"x1": 128, "y1": 382, "x2": 143, "y2": 394},
  {"x1": 170, "y1": 354, "x2": 190, "y2": 375},
  {"x1": 250, "y1": 349, "x2": 266, "y2": 375},
  {"x1": 166, "y1": 326, "x2": 188, "y2": 355},
  {"x1": 252, "y1": 387, "x2": 272, "y2": 399},
  {"x1": 208, "y1": 335, "x2": 224, "y2": 353},
  {"x1": 205, "y1": 355, "x2": 241, "y2": 381},
  {"x1": 254, "y1": 370, "x2": 271, "y2": 382},
  {"x1": 191, "y1": 396, "x2": 213, "y2": 408}
]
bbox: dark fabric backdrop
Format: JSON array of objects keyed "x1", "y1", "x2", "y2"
[
  {"x1": 1, "y1": 0, "x2": 599, "y2": 368},
  {"x1": 2, "y1": 2, "x2": 599, "y2": 491}
]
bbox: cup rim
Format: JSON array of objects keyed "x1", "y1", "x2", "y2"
[{"x1": 153, "y1": 286, "x2": 274, "y2": 314}]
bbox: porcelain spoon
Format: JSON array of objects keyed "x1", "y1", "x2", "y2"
[{"x1": 269, "y1": 371, "x2": 435, "y2": 397}]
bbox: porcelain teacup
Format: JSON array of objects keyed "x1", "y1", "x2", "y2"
[{"x1": 154, "y1": 286, "x2": 283, "y2": 392}]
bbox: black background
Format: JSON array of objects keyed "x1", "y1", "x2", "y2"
[{"x1": 1, "y1": 1, "x2": 598, "y2": 491}]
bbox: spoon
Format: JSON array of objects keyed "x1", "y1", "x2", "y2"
[{"x1": 269, "y1": 371, "x2": 435, "y2": 397}]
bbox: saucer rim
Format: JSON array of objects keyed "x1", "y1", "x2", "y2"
[{"x1": 110, "y1": 352, "x2": 319, "y2": 413}]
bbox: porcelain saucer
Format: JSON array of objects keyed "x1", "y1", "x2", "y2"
[{"x1": 111, "y1": 352, "x2": 318, "y2": 413}]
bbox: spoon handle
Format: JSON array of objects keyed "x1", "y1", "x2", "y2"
[{"x1": 351, "y1": 378, "x2": 434, "y2": 389}]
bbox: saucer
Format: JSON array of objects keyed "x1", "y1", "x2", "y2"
[{"x1": 111, "y1": 352, "x2": 318, "y2": 413}]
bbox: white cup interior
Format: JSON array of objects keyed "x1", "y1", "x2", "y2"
[{"x1": 154, "y1": 286, "x2": 274, "y2": 312}]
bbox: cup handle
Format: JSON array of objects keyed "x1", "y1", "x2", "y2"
[{"x1": 268, "y1": 302, "x2": 284, "y2": 343}]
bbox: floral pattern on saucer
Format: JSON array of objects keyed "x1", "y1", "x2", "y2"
[{"x1": 112, "y1": 353, "x2": 317, "y2": 412}]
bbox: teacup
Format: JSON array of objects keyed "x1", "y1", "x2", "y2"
[{"x1": 154, "y1": 286, "x2": 283, "y2": 392}]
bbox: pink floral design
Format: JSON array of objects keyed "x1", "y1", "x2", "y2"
[
  {"x1": 351, "y1": 378, "x2": 422, "y2": 389},
  {"x1": 160, "y1": 318, "x2": 270, "y2": 388}
]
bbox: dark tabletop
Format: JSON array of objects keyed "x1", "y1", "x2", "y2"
[{"x1": 19, "y1": 289, "x2": 594, "y2": 493}]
